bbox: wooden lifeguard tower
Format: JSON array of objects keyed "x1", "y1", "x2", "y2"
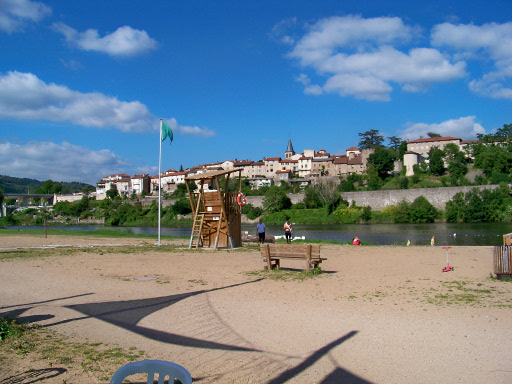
[{"x1": 185, "y1": 169, "x2": 243, "y2": 249}]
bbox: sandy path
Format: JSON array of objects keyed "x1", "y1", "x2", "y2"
[{"x1": 1, "y1": 234, "x2": 511, "y2": 383}]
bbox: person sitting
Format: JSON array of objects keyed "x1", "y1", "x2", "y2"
[{"x1": 352, "y1": 236, "x2": 360, "y2": 245}]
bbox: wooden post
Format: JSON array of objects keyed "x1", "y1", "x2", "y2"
[
  {"x1": 214, "y1": 176, "x2": 231, "y2": 248},
  {"x1": 264, "y1": 244, "x2": 272, "y2": 270},
  {"x1": 305, "y1": 244, "x2": 312, "y2": 271}
]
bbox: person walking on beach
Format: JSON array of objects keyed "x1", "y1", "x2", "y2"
[
  {"x1": 284, "y1": 220, "x2": 293, "y2": 244},
  {"x1": 256, "y1": 219, "x2": 266, "y2": 244},
  {"x1": 431, "y1": 236, "x2": 435, "y2": 246}
]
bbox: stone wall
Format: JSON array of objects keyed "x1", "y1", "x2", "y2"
[
  {"x1": 340, "y1": 185, "x2": 500, "y2": 210},
  {"x1": 246, "y1": 194, "x2": 304, "y2": 208},
  {"x1": 247, "y1": 185, "x2": 500, "y2": 210}
]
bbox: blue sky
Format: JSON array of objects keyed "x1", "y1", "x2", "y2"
[{"x1": 0, "y1": 0, "x2": 511, "y2": 185}]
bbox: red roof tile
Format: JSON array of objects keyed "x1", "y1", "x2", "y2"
[{"x1": 407, "y1": 136, "x2": 461, "y2": 144}]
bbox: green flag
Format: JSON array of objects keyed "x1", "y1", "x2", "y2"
[{"x1": 161, "y1": 121, "x2": 173, "y2": 143}]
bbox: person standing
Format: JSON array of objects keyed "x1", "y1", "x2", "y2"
[
  {"x1": 256, "y1": 219, "x2": 266, "y2": 244},
  {"x1": 284, "y1": 220, "x2": 293, "y2": 244},
  {"x1": 431, "y1": 236, "x2": 435, "y2": 246}
]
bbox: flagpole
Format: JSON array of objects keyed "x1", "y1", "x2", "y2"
[{"x1": 158, "y1": 119, "x2": 162, "y2": 246}]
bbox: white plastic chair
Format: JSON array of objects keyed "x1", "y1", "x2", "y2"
[{"x1": 110, "y1": 360, "x2": 193, "y2": 384}]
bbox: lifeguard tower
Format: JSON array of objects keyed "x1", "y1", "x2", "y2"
[{"x1": 185, "y1": 169, "x2": 243, "y2": 249}]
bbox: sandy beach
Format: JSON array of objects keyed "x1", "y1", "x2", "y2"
[{"x1": 1, "y1": 234, "x2": 511, "y2": 383}]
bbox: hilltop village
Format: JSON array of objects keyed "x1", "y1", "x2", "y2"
[{"x1": 95, "y1": 135, "x2": 474, "y2": 199}]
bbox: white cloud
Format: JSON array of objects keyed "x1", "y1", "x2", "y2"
[
  {"x1": 0, "y1": 71, "x2": 215, "y2": 137},
  {"x1": 163, "y1": 118, "x2": 215, "y2": 138},
  {"x1": 270, "y1": 17, "x2": 297, "y2": 45},
  {"x1": 0, "y1": 141, "x2": 132, "y2": 184},
  {"x1": 324, "y1": 73, "x2": 392, "y2": 101},
  {"x1": 0, "y1": 71, "x2": 154, "y2": 132},
  {"x1": 398, "y1": 116, "x2": 485, "y2": 140},
  {"x1": 287, "y1": 15, "x2": 466, "y2": 101},
  {"x1": 0, "y1": 0, "x2": 51, "y2": 33},
  {"x1": 52, "y1": 23, "x2": 158, "y2": 57},
  {"x1": 431, "y1": 22, "x2": 512, "y2": 99},
  {"x1": 295, "y1": 74, "x2": 323, "y2": 95}
]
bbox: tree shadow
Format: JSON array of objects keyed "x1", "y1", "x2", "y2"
[
  {"x1": 1, "y1": 368, "x2": 67, "y2": 384},
  {"x1": 0, "y1": 293, "x2": 94, "y2": 310},
  {"x1": 319, "y1": 367, "x2": 374, "y2": 384},
  {"x1": 40, "y1": 279, "x2": 264, "y2": 352},
  {"x1": 267, "y1": 331, "x2": 373, "y2": 384}
]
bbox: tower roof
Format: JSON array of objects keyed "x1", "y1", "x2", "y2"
[{"x1": 286, "y1": 137, "x2": 295, "y2": 153}]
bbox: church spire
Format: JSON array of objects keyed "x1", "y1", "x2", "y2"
[{"x1": 285, "y1": 137, "x2": 295, "y2": 159}]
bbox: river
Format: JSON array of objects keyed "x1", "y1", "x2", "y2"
[{"x1": 10, "y1": 222, "x2": 512, "y2": 246}]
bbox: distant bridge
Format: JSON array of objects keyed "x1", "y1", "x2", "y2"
[{"x1": 4, "y1": 193, "x2": 55, "y2": 206}]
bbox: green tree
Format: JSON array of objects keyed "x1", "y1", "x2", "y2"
[
  {"x1": 241, "y1": 203, "x2": 263, "y2": 219},
  {"x1": 366, "y1": 148, "x2": 395, "y2": 179},
  {"x1": 428, "y1": 147, "x2": 445, "y2": 176},
  {"x1": 444, "y1": 143, "x2": 468, "y2": 183},
  {"x1": 474, "y1": 145, "x2": 512, "y2": 176},
  {"x1": 399, "y1": 176, "x2": 409, "y2": 189},
  {"x1": 171, "y1": 198, "x2": 192, "y2": 215},
  {"x1": 365, "y1": 166, "x2": 383, "y2": 190},
  {"x1": 311, "y1": 181, "x2": 340, "y2": 207},
  {"x1": 0, "y1": 188, "x2": 3, "y2": 206},
  {"x1": 387, "y1": 136, "x2": 407, "y2": 160},
  {"x1": 303, "y1": 185, "x2": 323, "y2": 208},
  {"x1": 427, "y1": 132, "x2": 442, "y2": 138},
  {"x1": 36, "y1": 180, "x2": 62, "y2": 194},
  {"x1": 409, "y1": 196, "x2": 437, "y2": 223},
  {"x1": 445, "y1": 186, "x2": 512, "y2": 223},
  {"x1": 390, "y1": 199, "x2": 411, "y2": 223},
  {"x1": 387, "y1": 136, "x2": 403, "y2": 150},
  {"x1": 358, "y1": 129, "x2": 384, "y2": 149},
  {"x1": 106, "y1": 188, "x2": 119, "y2": 200},
  {"x1": 262, "y1": 187, "x2": 292, "y2": 212},
  {"x1": 477, "y1": 123, "x2": 512, "y2": 144},
  {"x1": 171, "y1": 181, "x2": 197, "y2": 198}
]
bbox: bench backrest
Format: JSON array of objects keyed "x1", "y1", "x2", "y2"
[{"x1": 260, "y1": 244, "x2": 321, "y2": 259}]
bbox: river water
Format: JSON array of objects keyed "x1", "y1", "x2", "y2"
[{"x1": 11, "y1": 222, "x2": 512, "y2": 246}]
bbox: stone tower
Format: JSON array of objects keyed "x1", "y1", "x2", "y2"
[{"x1": 285, "y1": 137, "x2": 295, "y2": 159}]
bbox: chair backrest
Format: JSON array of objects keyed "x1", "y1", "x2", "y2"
[{"x1": 110, "y1": 360, "x2": 192, "y2": 384}]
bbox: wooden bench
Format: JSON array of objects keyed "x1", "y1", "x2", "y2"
[{"x1": 260, "y1": 243, "x2": 326, "y2": 271}]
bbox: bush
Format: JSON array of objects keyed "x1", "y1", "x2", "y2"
[
  {"x1": 262, "y1": 187, "x2": 292, "y2": 212},
  {"x1": 171, "y1": 198, "x2": 192, "y2": 215},
  {"x1": 444, "y1": 186, "x2": 512, "y2": 222},
  {"x1": 242, "y1": 203, "x2": 262, "y2": 220},
  {"x1": 409, "y1": 196, "x2": 438, "y2": 223},
  {"x1": 0, "y1": 317, "x2": 26, "y2": 341},
  {"x1": 399, "y1": 177, "x2": 409, "y2": 189},
  {"x1": 361, "y1": 206, "x2": 372, "y2": 222},
  {"x1": 332, "y1": 206, "x2": 366, "y2": 224},
  {"x1": 382, "y1": 200, "x2": 410, "y2": 223}
]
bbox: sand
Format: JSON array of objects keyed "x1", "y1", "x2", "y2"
[{"x1": 1, "y1": 234, "x2": 511, "y2": 383}]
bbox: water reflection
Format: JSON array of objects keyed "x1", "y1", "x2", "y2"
[{"x1": 11, "y1": 222, "x2": 512, "y2": 246}]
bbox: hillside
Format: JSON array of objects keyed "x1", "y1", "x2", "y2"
[{"x1": 0, "y1": 175, "x2": 94, "y2": 194}]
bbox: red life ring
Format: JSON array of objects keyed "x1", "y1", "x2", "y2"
[{"x1": 237, "y1": 192, "x2": 246, "y2": 206}]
